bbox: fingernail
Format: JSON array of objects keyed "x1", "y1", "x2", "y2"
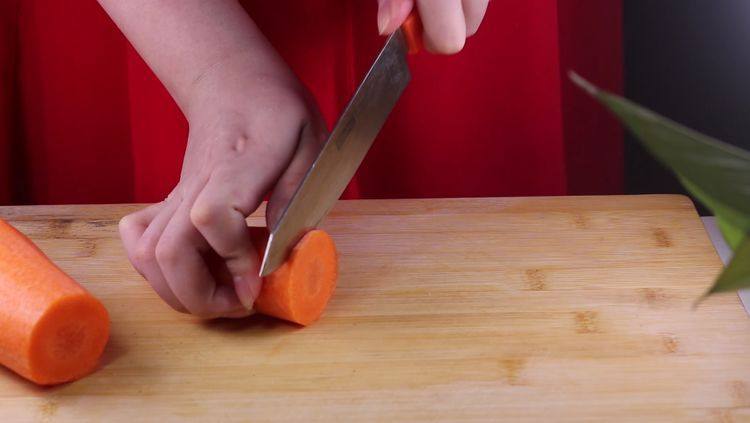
[
  {"x1": 234, "y1": 275, "x2": 262, "y2": 311},
  {"x1": 378, "y1": 0, "x2": 391, "y2": 34}
]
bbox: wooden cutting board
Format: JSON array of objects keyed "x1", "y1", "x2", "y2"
[{"x1": 0, "y1": 195, "x2": 749, "y2": 422}]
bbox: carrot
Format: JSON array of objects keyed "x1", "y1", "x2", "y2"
[
  {"x1": 401, "y1": 11, "x2": 424, "y2": 54},
  {"x1": 251, "y1": 228, "x2": 338, "y2": 326},
  {"x1": 0, "y1": 218, "x2": 109, "y2": 385}
]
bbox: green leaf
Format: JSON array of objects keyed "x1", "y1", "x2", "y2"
[
  {"x1": 679, "y1": 176, "x2": 746, "y2": 249},
  {"x1": 569, "y1": 71, "x2": 750, "y2": 296},
  {"x1": 569, "y1": 72, "x2": 750, "y2": 224},
  {"x1": 705, "y1": 237, "x2": 750, "y2": 294},
  {"x1": 717, "y1": 216, "x2": 745, "y2": 251}
]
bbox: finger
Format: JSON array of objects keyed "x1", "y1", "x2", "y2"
[
  {"x1": 190, "y1": 165, "x2": 268, "y2": 310},
  {"x1": 189, "y1": 132, "x2": 288, "y2": 310},
  {"x1": 119, "y1": 202, "x2": 164, "y2": 254},
  {"x1": 377, "y1": 0, "x2": 414, "y2": 35},
  {"x1": 158, "y1": 201, "x2": 246, "y2": 318},
  {"x1": 130, "y1": 200, "x2": 188, "y2": 313},
  {"x1": 416, "y1": 0, "x2": 466, "y2": 54},
  {"x1": 462, "y1": 0, "x2": 489, "y2": 37},
  {"x1": 266, "y1": 119, "x2": 327, "y2": 229}
]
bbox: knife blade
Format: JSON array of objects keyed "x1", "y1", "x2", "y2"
[{"x1": 259, "y1": 14, "x2": 422, "y2": 277}]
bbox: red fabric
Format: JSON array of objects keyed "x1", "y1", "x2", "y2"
[
  {"x1": 0, "y1": 0, "x2": 623, "y2": 205},
  {"x1": 354, "y1": 2, "x2": 570, "y2": 198},
  {"x1": 0, "y1": 0, "x2": 19, "y2": 204},
  {"x1": 17, "y1": 0, "x2": 133, "y2": 204},
  {"x1": 558, "y1": 0, "x2": 624, "y2": 195}
]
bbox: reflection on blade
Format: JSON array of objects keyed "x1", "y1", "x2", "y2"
[{"x1": 260, "y1": 30, "x2": 412, "y2": 276}]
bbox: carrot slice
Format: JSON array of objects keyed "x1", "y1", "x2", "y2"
[
  {"x1": 0, "y1": 219, "x2": 109, "y2": 385},
  {"x1": 251, "y1": 229, "x2": 338, "y2": 326}
]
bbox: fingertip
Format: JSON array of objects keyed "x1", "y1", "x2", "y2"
[
  {"x1": 119, "y1": 215, "x2": 141, "y2": 256},
  {"x1": 379, "y1": 0, "x2": 414, "y2": 35},
  {"x1": 118, "y1": 214, "x2": 136, "y2": 238},
  {"x1": 222, "y1": 239, "x2": 262, "y2": 310},
  {"x1": 378, "y1": 5, "x2": 391, "y2": 35},
  {"x1": 164, "y1": 299, "x2": 190, "y2": 314},
  {"x1": 417, "y1": 0, "x2": 467, "y2": 55},
  {"x1": 234, "y1": 273, "x2": 263, "y2": 311},
  {"x1": 424, "y1": 30, "x2": 466, "y2": 54},
  {"x1": 185, "y1": 284, "x2": 244, "y2": 319},
  {"x1": 463, "y1": 0, "x2": 489, "y2": 38},
  {"x1": 119, "y1": 203, "x2": 164, "y2": 247}
]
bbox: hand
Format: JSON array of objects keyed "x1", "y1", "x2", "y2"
[
  {"x1": 377, "y1": 0, "x2": 489, "y2": 54},
  {"x1": 119, "y1": 51, "x2": 327, "y2": 319}
]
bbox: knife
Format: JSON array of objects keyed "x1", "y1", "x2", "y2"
[{"x1": 259, "y1": 12, "x2": 423, "y2": 276}]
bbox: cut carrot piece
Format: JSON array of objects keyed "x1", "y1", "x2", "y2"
[
  {"x1": 401, "y1": 11, "x2": 424, "y2": 54},
  {"x1": 0, "y1": 219, "x2": 109, "y2": 385},
  {"x1": 251, "y1": 229, "x2": 338, "y2": 326}
]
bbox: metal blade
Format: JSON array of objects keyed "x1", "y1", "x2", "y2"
[{"x1": 259, "y1": 30, "x2": 412, "y2": 276}]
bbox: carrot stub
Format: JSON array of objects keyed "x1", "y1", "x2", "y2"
[
  {"x1": 252, "y1": 229, "x2": 338, "y2": 326},
  {"x1": 0, "y1": 219, "x2": 109, "y2": 385}
]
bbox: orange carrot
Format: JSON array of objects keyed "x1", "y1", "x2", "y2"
[
  {"x1": 401, "y1": 11, "x2": 424, "y2": 54},
  {"x1": 0, "y1": 218, "x2": 109, "y2": 385},
  {"x1": 251, "y1": 228, "x2": 338, "y2": 326}
]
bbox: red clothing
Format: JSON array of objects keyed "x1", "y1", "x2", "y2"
[{"x1": 0, "y1": 0, "x2": 623, "y2": 205}]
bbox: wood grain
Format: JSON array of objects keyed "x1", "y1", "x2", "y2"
[{"x1": 0, "y1": 195, "x2": 748, "y2": 422}]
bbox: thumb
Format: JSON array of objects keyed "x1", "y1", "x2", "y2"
[{"x1": 378, "y1": 0, "x2": 414, "y2": 35}]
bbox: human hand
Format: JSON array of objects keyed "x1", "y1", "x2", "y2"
[
  {"x1": 377, "y1": 0, "x2": 489, "y2": 54},
  {"x1": 119, "y1": 51, "x2": 327, "y2": 319}
]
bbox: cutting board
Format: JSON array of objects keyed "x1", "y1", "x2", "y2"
[{"x1": 0, "y1": 195, "x2": 749, "y2": 422}]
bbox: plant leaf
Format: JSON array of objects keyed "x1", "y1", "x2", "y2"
[
  {"x1": 704, "y1": 237, "x2": 750, "y2": 294},
  {"x1": 717, "y1": 216, "x2": 745, "y2": 251},
  {"x1": 679, "y1": 176, "x2": 747, "y2": 249},
  {"x1": 569, "y1": 71, "x2": 750, "y2": 295},
  {"x1": 569, "y1": 71, "x2": 750, "y2": 226}
]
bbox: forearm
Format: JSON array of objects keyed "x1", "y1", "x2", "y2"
[{"x1": 98, "y1": 0, "x2": 289, "y2": 118}]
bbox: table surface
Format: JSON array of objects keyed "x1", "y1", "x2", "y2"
[{"x1": 0, "y1": 196, "x2": 749, "y2": 422}]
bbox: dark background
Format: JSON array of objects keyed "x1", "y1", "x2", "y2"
[{"x1": 624, "y1": 0, "x2": 750, "y2": 200}]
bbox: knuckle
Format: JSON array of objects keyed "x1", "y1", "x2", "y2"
[
  {"x1": 190, "y1": 200, "x2": 222, "y2": 229},
  {"x1": 118, "y1": 214, "x2": 137, "y2": 234},
  {"x1": 154, "y1": 238, "x2": 179, "y2": 267},
  {"x1": 132, "y1": 238, "x2": 155, "y2": 266}
]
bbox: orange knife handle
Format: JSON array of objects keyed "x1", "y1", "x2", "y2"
[{"x1": 401, "y1": 11, "x2": 423, "y2": 54}]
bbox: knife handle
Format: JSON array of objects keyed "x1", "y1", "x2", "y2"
[{"x1": 401, "y1": 11, "x2": 423, "y2": 54}]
